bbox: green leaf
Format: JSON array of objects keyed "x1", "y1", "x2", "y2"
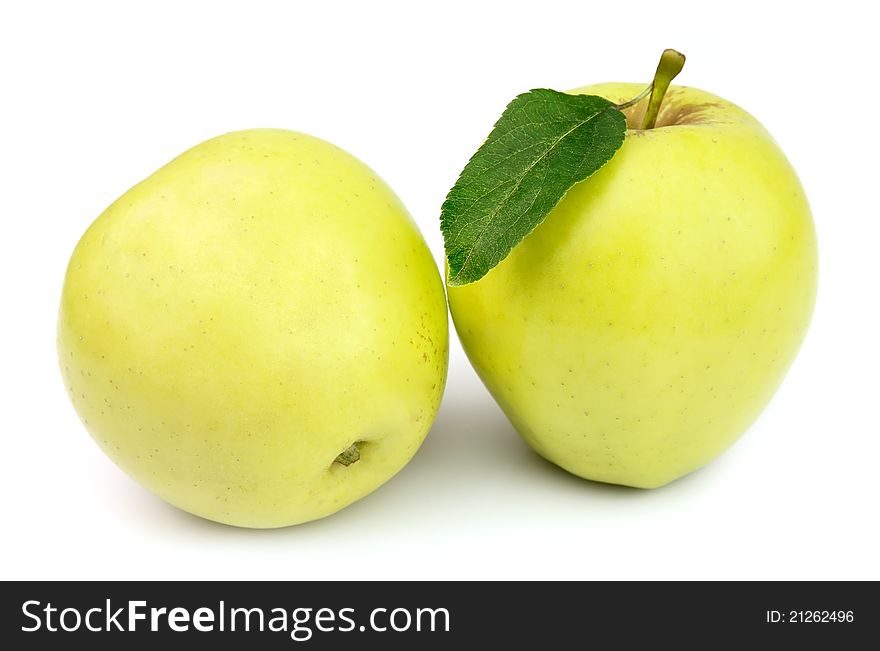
[{"x1": 441, "y1": 89, "x2": 626, "y2": 286}]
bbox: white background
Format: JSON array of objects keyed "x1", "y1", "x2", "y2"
[{"x1": 2, "y1": 0, "x2": 877, "y2": 580}]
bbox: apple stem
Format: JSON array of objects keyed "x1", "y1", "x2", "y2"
[{"x1": 640, "y1": 49, "x2": 686, "y2": 130}]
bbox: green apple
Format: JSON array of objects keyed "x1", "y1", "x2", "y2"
[
  {"x1": 447, "y1": 82, "x2": 817, "y2": 488},
  {"x1": 58, "y1": 129, "x2": 448, "y2": 527}
]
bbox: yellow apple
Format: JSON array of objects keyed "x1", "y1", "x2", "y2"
[
  {"x1": 58, "y1": 129, "x2": 448, "y2": 527},
  {"x1": 447, "y1": 83, "x2": 817, "y2": 488}
]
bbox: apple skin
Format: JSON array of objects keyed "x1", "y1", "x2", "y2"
[
  {"x1": 447, "y1": 83, "x2": 817, "y2": 488},
  {"x1": 58, "y1": 129, "x2": 448, "y2": 527}
]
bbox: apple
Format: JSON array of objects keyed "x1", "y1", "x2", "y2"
[
  {"x1": 447, "y1": 82, "x2": 817, "y2": 488},
  {"x1": 58, "y1": 129, "x2": 448, "y2": 527}
]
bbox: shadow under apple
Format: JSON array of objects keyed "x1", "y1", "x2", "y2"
[{"x1": 106, "y1": 367, "x2": 729, "y2": 539}]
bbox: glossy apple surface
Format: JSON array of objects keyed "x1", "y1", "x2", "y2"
[
  {"x1": 59, "y1": 129, "x2": 448, "y2": 526},
  {"x1": 448, "y1": 84, "x2": 817, "y2": 487}
]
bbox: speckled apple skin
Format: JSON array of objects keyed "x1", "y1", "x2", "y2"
[
  {"x1": 59, "y1": 129, "x2": 448, "y2": 527},
  {"x1": 447, "y1": 84, "x2": 817, "y2": 488}
]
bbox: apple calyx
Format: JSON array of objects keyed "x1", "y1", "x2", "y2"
[
  {"x1": 615, "y1": 49, "x2": 687, "y2": 129},
  {"x1": 334, "y1": 442, "x2": 362, "y2": 467}
]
